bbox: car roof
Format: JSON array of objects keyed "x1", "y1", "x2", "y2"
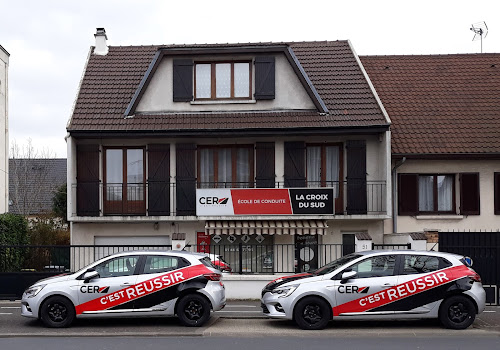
[
  {"x1": 101, "y1": 250, "x2": 208, "y2": 259},
  {"x1": 356, "y1": 250, "x2": 463, "y2": 259}
]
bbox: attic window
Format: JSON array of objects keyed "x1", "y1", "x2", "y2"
[{"x1": 194, "y1": 61, "x2": 252, "y2": 100}]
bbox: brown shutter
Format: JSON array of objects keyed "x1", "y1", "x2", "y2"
[
  {"x1": 254, "y1": 56, "x2": 275, "y2": 100},
  {"x1": 284, "y1": 141, "x2": 306, "y2": 188},
  {"x1": 346, "y1": 140, "x2": 367, "y2": 214},
  {"x1": 176, "y1": 143, "x2": 196, "y2": 216},
  {"x1": 173, "y1": 59, "x2": 193, "y2": 102},
  {"x1": 398, "y1": 174, "x2": 418, "y2": 216},
  {"x1": 460, "y1": 173, "x2": 480, "y2": 215},
  {"x1": 148, "y1": 144, "x2": 170, "y2": 215},
  {"x1": 495, "y1": 173, "x2": 500, "y2": 215},
  {"x1": 76, "y1": 145, "x2": 100, "y2": 216},
  {"x1": 255, "y1": 142, "x2": 275, "y2": 188}
]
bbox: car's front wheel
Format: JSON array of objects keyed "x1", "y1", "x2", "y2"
[
  {"x1": 176, "y1": 294, "x2": 211, "y2": 327},
  {"x1": 439, "y1": 295, "x2": 476, "y2": 330},
  {"x1": 293, "y1": 296, "x2": 331, "y2": 330},
  {"x1": 39, "y1": 296, "x2": 75, "y2": 328}
]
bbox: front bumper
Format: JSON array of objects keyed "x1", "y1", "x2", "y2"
[{"x1": 261, "y1": 291, "x2": 293, "y2": 320}]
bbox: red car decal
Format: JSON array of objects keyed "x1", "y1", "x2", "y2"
[
  {"x1": 332, "y1": 265, "x2": 472, "y2": 316},
  {"x1": 75, "y1": 264, "x2": 211, "y2": 315}
]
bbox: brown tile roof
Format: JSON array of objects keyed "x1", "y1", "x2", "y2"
[
  {"x1": 360, "y1": 54, "x2": 500, "y2": 155},
  {"x1": 68, "y1": 41, "x2": 388, "y2": 134}
]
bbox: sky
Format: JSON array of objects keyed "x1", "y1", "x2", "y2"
[{"x1": 1, "y1": 0, "x2": 499, "y2": 158}]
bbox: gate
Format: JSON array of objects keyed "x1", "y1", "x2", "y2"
[{"x1": 439, "y1": 231, "x2": 500, "y2": 305}]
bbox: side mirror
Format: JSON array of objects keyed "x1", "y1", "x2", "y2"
[
  {"x1": 83, "y1": 269, "x2": 99, "y2": 283},
  {"x1": 340, "y1": 270, "x2": 357, "y2": 283}
]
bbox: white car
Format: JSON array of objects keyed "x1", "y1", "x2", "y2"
[
  {"x1": 21, "y1": 250, "x2": 226, "y2": 328},
  {"x1": 261, "y1": 250, "x2": 485, "y2": 330}
]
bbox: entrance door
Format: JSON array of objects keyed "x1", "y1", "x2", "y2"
[{"x1": 295, "y1": 235, "x2": 319, "y2": 273}]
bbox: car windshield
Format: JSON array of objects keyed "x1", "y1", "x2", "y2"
[{"x1": 313, "y1": 253, "x2": 362, "y2": 276}]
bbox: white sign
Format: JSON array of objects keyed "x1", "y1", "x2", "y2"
[
  {"x1": 212, "y1": 235, "x2": 222, "y2": 244},
  {"x1": 241, "y1": 235, "x2": 250, "y2": 243},
  {"x1": 227, "y1": 235, "x2": 237, "y2": 243},
  {"x1": 196, "y1": 189, "x2": 234, "y2": 216}
]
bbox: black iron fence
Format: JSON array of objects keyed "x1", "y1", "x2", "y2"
[
  {"x1": 71, "y1": 180, "x2": 387, "y2": 216},
  {"x1": 0, "y1": 244, "x2": 346, "y2": 275}
]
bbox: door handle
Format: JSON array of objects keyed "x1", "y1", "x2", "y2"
[
  {"x1": 381, "y1": 283, "x2": 395, "y2": 288},
  {"x1": 120, "y1": 282, "x2": 132, "y2": 287}
]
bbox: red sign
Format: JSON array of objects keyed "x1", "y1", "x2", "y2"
[
  {"x1": 231, "y1": 189, "x2": 292, "y2": 215},
  {"x1": 197, "y1": 232, "x2": 211, "y2": 253}
]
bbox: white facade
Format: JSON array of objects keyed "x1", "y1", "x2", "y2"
[
  {"x1": 390, "y1": 159, "x2": 500, "y2": 234},
  {"x1": 0, "y1": 45, "x2": 9, "y2": 214}
]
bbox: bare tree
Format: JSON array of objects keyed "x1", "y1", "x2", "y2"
[{"x1": 9, "y1": 139, "x2": 60, "y2": 216}]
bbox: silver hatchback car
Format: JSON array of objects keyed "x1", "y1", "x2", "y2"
[
  {"x1": 21, "y1": 250, "x2": 226, "y2": 328},
  {"x1": 261, "y1": 250, "x2": 485, "y2": 330}
]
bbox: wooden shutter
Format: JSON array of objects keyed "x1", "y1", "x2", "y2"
[
  {"x1": 346, "y1": 140, "x2": 367, "y2": 214},
  {"x1": 148, "y1": 144, "x2": 170, "y2": 216},
  {"x1": 255, "y1": 142, "x2": 275, "y2": 188},
  {"x1": 460, "y1": 173, "x2": 480, "y2": 215},
  {"x1": 254, "y1": 56, "x2": 275, "y2": 100},
  {"x1": 284, "y1": 141, "x2": 306, "y2": 188},
  {"x1": 495, "y1": 173, "x2": 500, "y2": 215},
  {"x1": 398, "y1": 174, "x2": 418, "y2": 216},
  {"x1": 76, "y1": 145, "x2": 100, "y2": 216},
  {"x1": 173, "y1": 59, "x2": 193, "y2": 102},
  {"x1": 176, "y1": 143, "x2": 196, "y2": 216}
]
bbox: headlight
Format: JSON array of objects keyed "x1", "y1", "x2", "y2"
[
  {"x1": 271, "y1": 284, "x2": 298, "y2": 298},
  {"x1": 24, "y1": 284, "x2": 46, "y2": 298}
]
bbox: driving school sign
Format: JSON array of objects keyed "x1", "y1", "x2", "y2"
[{"x1": 196, "y1": 188, "x2": 334, "y2": 216}]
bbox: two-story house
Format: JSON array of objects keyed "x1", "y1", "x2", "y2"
[
  {"x1": 361, "y1": 54, "x2": 500, "y2": 239},
  {"x1": 0, "y1": 45, "x2": 9, "y2": 214},
  {"x1": 66, "y1": 29, "x2": 391, "y2": 275}
]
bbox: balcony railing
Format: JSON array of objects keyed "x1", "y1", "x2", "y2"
[{"x1": 71, "y1": 181, "x2": 386, "y2": 217}]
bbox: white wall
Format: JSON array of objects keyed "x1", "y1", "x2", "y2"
[
  {"x1": 136, "y1": 53, "x2": 316, "y2": 113},
  {"x1": 0, "y1": 46, "x2": 8, "y2": 213},
  {"x1": 394, "y1": 159, "x2": 500, "y2": 233}
]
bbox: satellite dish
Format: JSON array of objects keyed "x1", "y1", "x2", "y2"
[{"x1": 470, "y1": 21, "x2": 488, "y2": 53}]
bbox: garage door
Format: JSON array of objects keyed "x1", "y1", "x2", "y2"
[{"x1": 94, "y1": 236, "x2": 171, "y2": 260}]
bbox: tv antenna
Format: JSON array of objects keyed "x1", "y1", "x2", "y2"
[{"x1": 470, "y1": 21, "x2": 488, "y2": 53}]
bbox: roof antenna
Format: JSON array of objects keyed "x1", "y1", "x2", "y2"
[{"x1": 470, "y1": 21, "x2": 488, "y2": 53}]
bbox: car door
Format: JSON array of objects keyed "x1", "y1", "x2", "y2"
[
  {"x1": 333, "y1": 254, "x2": 398, "y2": 317},
  {"x1": 394, "y1": 254, "x2": 451, "y2": 315},
  {"x1": 132, "y1": 254, "x2": 191, "y2": 313},
  {"x1": 76, "y1": 255, "x2": 140, "y2": 315}
]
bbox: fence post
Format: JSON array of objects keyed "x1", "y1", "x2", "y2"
[{"x1": 239, "y1": 242, "x2": 243, "y2": 275}]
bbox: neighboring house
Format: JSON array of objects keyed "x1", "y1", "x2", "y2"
[
  {"x1": 361, "y1": 54, "x2": 500, "y2": 243},
  {"x1": 66, "y1": 29, "x2": 391, "y2": 273},
  {"x1": 0, "y1": 45, "x2": 8, "y2": 214},
  {"x1": 8, "y1": 158, "x2": 67, "y2": 217}
]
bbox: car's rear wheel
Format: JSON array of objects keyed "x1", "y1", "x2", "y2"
[
  {"x1": 293, "y1": 296, "x2": 331, "y2": 330},
  {"x1": 176, "y1": 294, "x2": 211, "y2": 327},
  {"x1": 439, "y1": 295, "x2": 476, "y2": 330},
  {"x1": 39, "y1": 296, "x2": 75, "y2": 328}
]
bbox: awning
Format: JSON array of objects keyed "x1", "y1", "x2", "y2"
[{"x1": 205, "y1": 220, "x2": 328, "y2": 235}]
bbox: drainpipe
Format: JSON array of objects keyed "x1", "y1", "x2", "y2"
[{"x1": 392, "y1": 157, "x2": 406, "y2": 233}]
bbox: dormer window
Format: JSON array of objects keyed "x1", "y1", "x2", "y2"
[{"x1": 194, "y1": 61, "x2": 252, "y2": 100}]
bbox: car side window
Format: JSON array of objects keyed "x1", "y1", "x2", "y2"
[
  {"x1": 143, "y1": 255, "x2": 189, "y2": 274},
  {"x1": 349, "y1": 255, "x2": 396, "y2": 278},
  {"x1": 403, "y1": 255, "x2": 440, "y2": 275},
  {"x1": 94, "y1": 256, "x2": 139, "y2": 278}
]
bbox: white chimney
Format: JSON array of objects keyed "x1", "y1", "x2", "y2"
[{"x1": 93, "y1": 28, "x2": 108, "y2": 55}]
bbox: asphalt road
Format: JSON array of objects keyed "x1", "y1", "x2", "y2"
[
  {"x1": 1, "y1": 300, "x2": 499, "y2": 338},
  {"x1": 0, "y1": 336, "x2": 499, "y2": 350}
]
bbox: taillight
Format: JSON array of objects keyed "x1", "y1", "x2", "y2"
[
  {"x1": 467, "y1": 270, "x2": 482, "y2": 283},
  {"x1": 204, "y1": 273, "x2": 222, "y2": 281}
]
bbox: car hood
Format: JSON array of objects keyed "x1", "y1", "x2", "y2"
[
  {"x1": 263, "y1": 273, "x2": 315, "y2": 292},
  {"x1": 33, "y1": 273, "x2": 71, "y2": 286}
]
